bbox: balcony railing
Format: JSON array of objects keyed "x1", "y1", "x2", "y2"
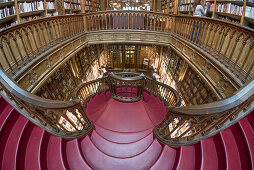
[
  {"x1": 0, "y1": 15, "x2": 85, "y2": 74},
  {"x1": 173, "y1": 16, "x2": 254, "y2": 83}
]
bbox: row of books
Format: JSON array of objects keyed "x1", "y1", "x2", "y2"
[
  {"x1": 71, "y1": 0, "x2": 80, "y2": 3},
  {"x1": 46, "y1": 2, "x2": 55, "y2": 9},
  {"x1": 216, "y1": 3, "x2": 243, "y2": 16},
  {"x1": 64, "y1": 2, "x2": 71, "y2": 9},
  {"x1": 71, "y1": 4, "x2": 80, "y2": 9},
  {"x1": 179, "y1": 0, "x2": 189, "y2": 4},
  {"x1": 247, "y1": 0, "x2": 254, "y2": 2},
  {"x1": 85, "y1": 1, "x2": 91, "y2": 5},
  {"x1": 20, "y1": 14, "x2": 41, "y2": 22},
  {"x1": 0, "y1": 6, "x2": 15, "y2": 19},
  {"x1": 178, "y1": 4, "x2": 189, "y2": 11},
  {"x1": 18, "y1": 1, "x2": 44, "y2": 13},
  {"x1": 85, "y1": 6, "x2": 92, "y2": 11},
  {"x1": 205, "y1": 2, "x2": 214, "y2": 11},
  {"x1": 245, "y1": 6, "x2": 254, "y2": 18},
  {"x1": 0, "y1": 20, "x2": 17, "y2": 30},
  {"x1": 0, "y1": 0, "x2": 13, "y2": 2}
]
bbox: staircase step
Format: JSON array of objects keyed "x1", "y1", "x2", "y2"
[
  {"x1": 176, "y1": 146, "x2": 195, "y2": 170},
  {"x1": 65, "y1": 139, "x2": 92, "y2": 170},
  {"x1": 238, "y1": 118, "x2": 254, "y2": 169},
  {"x1": 2, "y1": 116, "x2": 28, "y2": 170},
  {"x1": 91, "y1": 130, "x2": 153, "y2": 158},
  {"x1": 47, "y1": 135, "x2": 66, "y2": 170},
  {"x1": 0, "y1": 97, "x2": 8, "y2": 113},
  {"x1": 200, "y1": 138, "x2": 218, "y2": 170},
  {"x1": 220, "y1": 129, "x2": 241, "y2": 170},
  {"x1": 25, "y1": 126, "x2": 44, "y2": 170},
  {"x1": 0, "y1": 105, "x2": 14, "y2": 134},
  {"x1": 94, "y1": 125, "x2": 153, "y2": 143},
  {"x1": 150, "y1": 146, "x2": 176, "y2": 170},
  {"x1": 81, "y1": 136, "x2": 162, "y2": 170}
]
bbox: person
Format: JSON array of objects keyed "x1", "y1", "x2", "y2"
[
  {"x1": 193, "y1": 0, "x2": 206, "y2": 17},
  {"x1": 191, "y1": 0, "x2": 207, "y2": 43}
]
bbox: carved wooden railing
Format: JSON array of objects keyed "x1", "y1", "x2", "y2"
[
  {"x1": 0, "y1": 15, "x2": 85, "y2": 74},
  {"x1": 74, "y1": 77, "x2": 108, "y2": 104},
  {"x1": 107, "y1": 72, "x2": 146, "y2": 102},
  {"x1": 174, "y1": 16, "x2": 254, "y2": 83},
  {"x1": 85, "y1": 11, "x2": 172, "y2": 32},
  {"x1": 0, "y1": 68, "x2": 93, "y2": 138},
  {"x1": 145, "y1": 76, "x2": 181, "y2": 107},
  {"x1": 154, "y1": 79, "x2": 254, "y2": 147}
]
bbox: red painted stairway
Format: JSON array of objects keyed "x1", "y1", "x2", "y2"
[{"x1": 0, "y1": 90, "x2": 253, "y2": 170}]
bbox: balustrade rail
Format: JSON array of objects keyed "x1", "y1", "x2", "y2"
[
  {"x1": 0, "y1": 15, "x2": 85, "y2": 74},
  {"x1": 154, "y1": 79, "x2": 254, "y2": 146},
  {"x1": 85, "y1": 11, "x2": 172, "y2": 32},
  {"x1": 0, "y1": 69, "x2": 93, "y2": 138},
  {"x1": 174, "y1": 16, "x2": 254, "y2": 83}
]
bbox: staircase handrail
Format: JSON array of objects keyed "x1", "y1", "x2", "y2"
[
  {"x1": 0, "y1": 68, "x2": 94, "y2": 138},
  {"x1": 154, "y1": 79, "x2": 254, "y2": 146}
]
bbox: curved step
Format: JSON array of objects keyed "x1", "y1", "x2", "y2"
[
  {"x1": 81, "y1": 136, "x2": 162, "y2": 170},
  {"x1": 65, "y1": 139, "x2": 92, "y2": 170},
  {"x1": 176, "y1": 146, "x2": 195, "y2": 170},
  {"x1": 200, "y1": 138, "x2": 218, "y2": 170},
  {"x1": 2, "y1": 116, "x2": 28, "y2": 170},
  {"x1": 25, "y1": 125, "x2": 44, "y2": 170},
  {"x1": 95, "y1": 98, "x2": 154, "y2": 132},
  {"x1": 0, "y1": 105, "x2": 14, "y2": 134},
  {"x1": 238, "y1": 117, "x2": 254, "y2": 169},
  {"x1": 0, "y1": 97, "x2": 8, "y2": 112},
  {"x1": 16, "y1": 122, "x2": 38, "y2": 170},
  {"x1": 90, "y1": 130, "x2": 154, "y2": 158},
  {"x1": 143, "y1": 102, "x2": 165, "y2": 126},
  {"x1": 86, "y1": 91, "x2": 110, "y2": 121},
  {"x1": 150, "y1": 146, "x2": 176, "y2": 170},
  {"x1": 47, "y1": 135, "x2": 66, "y2": 170},
  {"x1": 94, "y1": 125, "x2": 153, "y2": 143},
  {"x1": 0, "y1": 109, "x2": 19, "y2": 169},
  {"x1": 220, "y1": 129, "x2": 241, "y2": 170}
]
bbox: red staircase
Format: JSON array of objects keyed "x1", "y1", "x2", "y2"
[{"x1": 0, "y1": 90, "x2": 253, "y2": 170}]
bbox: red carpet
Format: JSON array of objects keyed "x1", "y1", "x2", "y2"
[{"x1": 0, "y1": 91, "x2": 253, "y2": 170}]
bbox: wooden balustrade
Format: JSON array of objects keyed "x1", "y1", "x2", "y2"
[
  {"x1": 74, "y1": 77, "x2": 108, "y2": 104},
  {"x1": 154, "y1": 79, "x2": 254, "y2": 146},
  {"x1": 0, "y1": 68, "x2": 93, "y2": 138},
  {"x1": 85, "y1": 11, "x2": 172, "y2": 32},
  {"x1": 174, "y1": 16, "x2": 254, "y2": 83},
  {"x1": 145, "y1": 76, "x2": 181, "y2": 107},
  {"x1": 107, "y1": 72, "x2": 146, "y2": 102},
  {"x1": 0, "y1": 15, "x2": 85, "y2": 74}
]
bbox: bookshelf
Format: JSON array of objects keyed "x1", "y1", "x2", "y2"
[
  {"x1": 178, "y1": 0, "x2": 194, "y2": 15},
  {"x1": 64, "y1": 0, "x2": 81, "y2": 14},
  {"x1": 84, "y1": 0, "x2": 100, "y2": 12}
]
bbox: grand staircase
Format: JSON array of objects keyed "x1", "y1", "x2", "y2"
[{"x1": 0, "y1": 89, "x2": 253, "y2": 170}]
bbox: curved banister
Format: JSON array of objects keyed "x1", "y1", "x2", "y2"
[
  {"x1": 0, "y1": 68, "x2": 94, "y2": 138},
  {"x1": 154, "y1": 79, "x2": 254, "y2": 147},
  {"x1": 168, "y1": 79, "x2": 254, "y2": 115}
]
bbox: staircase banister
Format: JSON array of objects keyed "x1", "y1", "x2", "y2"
[
  {"x1": 144, "y1": 76, "x2": 182, "y2": 106},
  {"x1": 110, "y1": 72, "x2": 145, "y2": 81},
  {"x1": 72, "y1": 76, "x2": 107, "y2": 98},
  {"x1": 0, "y1": 69, "x2": 79, "y2": 108},
  {"x1": 167, "y1": 80, "x2": 254, "y2": 116}
]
